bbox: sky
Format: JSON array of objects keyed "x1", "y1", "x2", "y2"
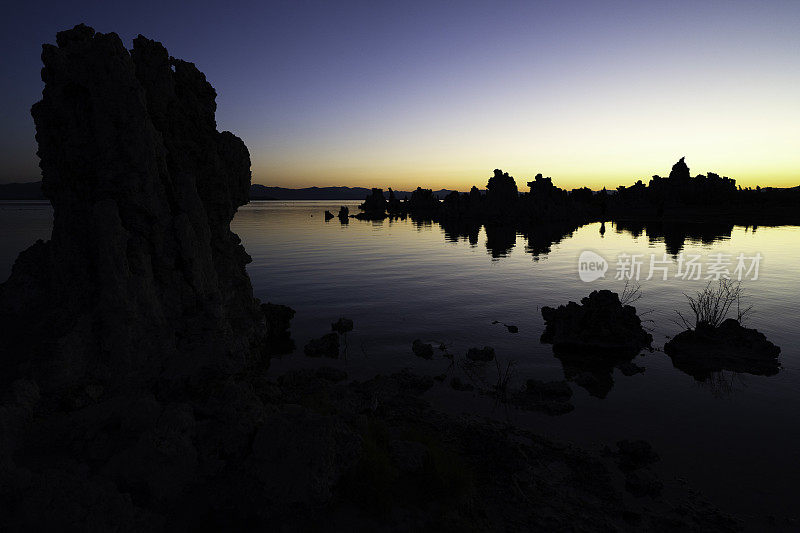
[{"x1": 1, "y1": 0, "x2": 799, "y2": 190}]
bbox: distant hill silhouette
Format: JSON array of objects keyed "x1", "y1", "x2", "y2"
[
  {"x1": 250, "y1": 184, "x2": 472, "y2": 200},
  {"x1": 0, "y1": 181, "x2": 472, "y2": 201}
]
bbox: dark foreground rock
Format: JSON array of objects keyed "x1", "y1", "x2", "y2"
[
  {"x1": 604, "y1": 440, "x2": 663, "y2": 498},
  {"x1": 541, "y1": 290, "x2": 653, "y2": 353},
  {"x1": 411, "y1": 339, "x2": 434, "y2": 359},
  {"x1": 665, "y1": 319, "x2": 781, "y2": 380},
  {"x1": 331, "y1": 317, "x2": 354, "y2": 335},
  {"x1": 0, "y1": 24, "x2": 268, "y2": 393},
  {"x1": 262, "y1": 302, "x2": 296, "y2": 355},
  {"x1": 304, "y1": 333, "x2": 340, "y2": 358}
]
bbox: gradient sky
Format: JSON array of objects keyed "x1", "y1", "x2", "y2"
[{"x1": 1, "y1": 0, "x2": 799, "y2": 190}]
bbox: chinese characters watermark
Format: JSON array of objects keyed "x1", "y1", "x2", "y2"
[{"x1": 579, "y1": 251, "x2": 762, "y2": 282}]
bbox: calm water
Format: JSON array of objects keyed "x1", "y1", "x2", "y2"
[{"x1": 2, "y1": 199, "x2": 799, "y2": 521}]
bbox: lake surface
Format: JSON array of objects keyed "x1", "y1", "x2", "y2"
[{"x1": 2, "y1": 199, "x2": 799, "y2": 522}]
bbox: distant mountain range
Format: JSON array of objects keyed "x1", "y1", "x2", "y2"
[
  {"x1": 249, "y1": 185, "x2": 470, "y2": 200},
  {"x1": 3, "y1": 180, "x2": 796, "y2": 201},
  {"x1": 0, "y1": 181, "x2": 471, "y2": 201}
]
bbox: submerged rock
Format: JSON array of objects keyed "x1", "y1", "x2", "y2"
[
  {"x1": 411, "y1": 339, "x2": 434, "y2": 359},
  {"x1": 304, "y1": 333, "x2": 340, "y2": 358},
  {"x1": 541, "y1": 290, "x2": 652, "y2": 354},
  {"x1": 331, "y1": 317, "x2": 354, "y2": 335},
  {"x1": 665, "y1": 319, "x2": 780, "y2": 380},
  {"x1": 466, "y1": 346, "x2": 495, "y2": 362}
]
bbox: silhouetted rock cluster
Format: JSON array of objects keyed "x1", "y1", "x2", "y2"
[
  {"x1": 354, "y1": 188, "x2": 388, "y2": 219},
  {"x1": 351, "y1": 158, "x2": 800, "y2": 257},
  {"x1": 665, "y1": 319, "x2": 781, "y2": 380},
  {"x1": 541, "y1": 290, "x2": 653, "y2": 354},
  {"x1": 337, "y1": 205, "x2": 349, "y2": 223}
]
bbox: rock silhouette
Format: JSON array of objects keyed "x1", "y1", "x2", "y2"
[
  {"x1": 262, "y1": 302, "x2": 296, "y2": 355},
  {"x1": 337, "y1": 205, "x2": 349, "y2": 223},
  {"x1": 665, "y1": 319, "x2": 781, "y2": 380},
  {"x1": 1, "y1": 24, "x2": 267, "y2": 393},
  {"x1": 354, "y1": 188, "x2": 388, "y2": 220},
  {"x1": 541, "y1": 290, "x2": 652, "y2": 354},
  {"x1": 541, "y1": 290, "x2": 651, "y2": 397},
  {"x1": 411, "y1": 339, "x2": 434, "y2": 359},
  {"x1": 351, "y1": 158, "x2": 800, "y2": 263},
  {"x1": 0, "y1": 25, "x2": 288, "y2": 529}
]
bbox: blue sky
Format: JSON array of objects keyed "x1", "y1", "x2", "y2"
[{"x1": 1, "y1": 0, "x2": 799, "y2": 189}]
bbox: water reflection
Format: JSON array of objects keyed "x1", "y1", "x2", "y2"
[
  {"x1": 429, "y1": 214, "x2": 737, "y2": 261},
  {"x1": 613, "y1": 220, "x2": 734, "y2": 256}
]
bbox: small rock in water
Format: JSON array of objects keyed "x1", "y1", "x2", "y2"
[
  {"x1": 492, "y1": 320, "x2": 518, "y2": 333},
  {"x1": 541, "y1": 290, "x2": 652, "y2": 353},
  {"x1": 304, "y1": 333, "x2": 340, "y2": 358},
  {"x1": 412, "y1": 339, "x2": 434, "y2": 359},
  {"x1": 664, "y1": 318, "x2": 780, "y2": 379},
  {"x1": 324, "y1": 210, "x2": 334, "y2": 220},
  {"x1": 466, "y1": 346, "x2": 495, "y2": 362},
  {"x1": 331, "y1": 317, "x2": 354, "y2": 334}
]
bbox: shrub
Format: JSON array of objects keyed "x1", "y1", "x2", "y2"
[{"x1": 676, "y1": 279, "x2": 752, "y2": 330}]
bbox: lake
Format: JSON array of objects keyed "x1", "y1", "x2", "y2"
[{"x1": 2, "y1": 199, "x2": 799, "y2": 522}]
